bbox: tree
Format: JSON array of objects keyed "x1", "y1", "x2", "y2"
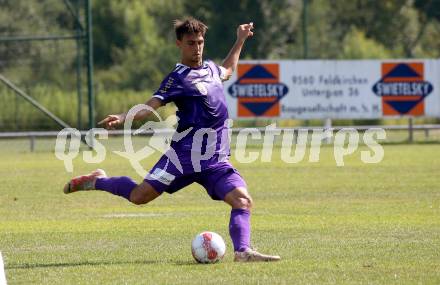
[
  {"x1": 183, "y1": 0, "x2": 301, "y2": 60},
  {"x1": 0, "y1": 0, "x2": 77, "y2": 88},
  {"x1": 295, "y1": 0, "x2": 440, "y2": 59},
  {"x1": 93, "y1": 0, "x2": 184, "y2": 90},
  {"x1": 340, "y1": 28, "x2": 391, "y2": 59}
]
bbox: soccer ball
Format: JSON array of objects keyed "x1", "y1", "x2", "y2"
[{"x1": 191, "y1": 231, "x2": 226, "y2": 263}]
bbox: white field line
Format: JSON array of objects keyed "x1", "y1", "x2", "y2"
[
  {"x1": 0, "y1": 252, "x2": 7, "y2": 285},
  {"x1": 102, "y1": 212, "x2": 220, "y2": 218},
  {"x1": 102, "y1": 213, "x2": 169, "y2": 218}
]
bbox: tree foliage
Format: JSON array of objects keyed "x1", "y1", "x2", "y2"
[
  {"x1": 0, "y1": 0, "x2": 77, "y2": 87},
  {"x1": 0, "y1": 0, "x2": 439, "y2": 91},
  {"x1": 93, "y1": 0, "x2": 184, "y2": 90}
]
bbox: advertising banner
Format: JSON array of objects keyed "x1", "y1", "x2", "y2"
[{"x1": 224, "y1": 60, "x2": 440, "y2": 119}]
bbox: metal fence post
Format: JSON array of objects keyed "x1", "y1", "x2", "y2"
[
  {"x1": 408, "y1": 117, "x2": 414, "y2": 143},
  {"x1": 86, "y1": 0, "x2": 95, "y2": 132},
  {"x1": 30, "y1": 136, "x2": 35, "y2": 152},
  {"x1": 324, "y1": 118, "x2": 332, "y2": 144}
]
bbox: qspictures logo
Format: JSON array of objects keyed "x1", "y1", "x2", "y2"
[
  {"x1": 372, "y1": 62, "x2": 434, "y2": 116},
  {"x1": 227, "y1": 63, "x2": 288, "y2": 117},
  {"x1": 55, "y1": 106, "x2": 388, "y2": 178}
]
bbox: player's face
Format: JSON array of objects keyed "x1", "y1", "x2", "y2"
[{"x1": 177, "y1": 33, "x2": 204, "y2": 67}]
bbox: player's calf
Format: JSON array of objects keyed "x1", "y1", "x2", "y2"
[{"x1": 128, "y1": 181, "x2": 161, "y2": 205}]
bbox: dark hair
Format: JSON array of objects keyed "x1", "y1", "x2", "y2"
[{"x1": 174, "y1": 17, "x2": 208, "y2": 40}]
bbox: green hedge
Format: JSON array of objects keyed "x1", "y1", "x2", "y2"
[{"x1": 0, "y1": 86, "x2": 176, "y2": 131}]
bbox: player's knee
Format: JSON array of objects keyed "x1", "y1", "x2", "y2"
[
  {"x1": 225, "y1": 188, "x2": 253, "y2": 210},
  {"x1": 234, "y1": 196, "x2": 253, "y2": 210}
]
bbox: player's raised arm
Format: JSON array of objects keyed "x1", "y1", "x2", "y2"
[
  {"x1": 221, "y1": 22, "x2": 254, "y2": 81},
  {"x1": 98, "y1": 97, "x2": 163, "y2": 129}
]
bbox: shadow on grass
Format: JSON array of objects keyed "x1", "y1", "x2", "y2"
[
  {"x1": 6, "y1": 259, "x2": 158, "y2": 270},
  {"x1": 173, "y1": 260, "x2": 226, "y2": 266},
  {"x1": 173, "y1": 260, "x2": 199, "y2": 266},
  {"x1": 6, "y1": 259, "x2": 207, "y2": 269}
]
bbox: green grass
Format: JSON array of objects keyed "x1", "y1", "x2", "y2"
[{"x1": 0, "y1": 141, "x2": 439, "y2": 284}]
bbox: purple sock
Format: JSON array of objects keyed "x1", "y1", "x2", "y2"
[
  {"x1": 229, "y1": 209, "x2": 251, "y2": 252},
  {"x1": 95, "y1": 176, "x2": 137, "y2": 201}
]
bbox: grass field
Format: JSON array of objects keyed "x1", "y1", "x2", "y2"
[{"x1": 0, "y1": 139, "x2": 439, "y2": 284}]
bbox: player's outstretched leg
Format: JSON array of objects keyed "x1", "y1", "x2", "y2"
[
  {"x1": 63, "y1": 169, "x2": 160, "y2": 204},
  {"x1": 224, "y1": 187, "x2": 281, "y2": 262}
]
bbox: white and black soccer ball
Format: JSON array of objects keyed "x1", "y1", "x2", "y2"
[{"x1": 191, "y1": 231, "x2": 226, "y2": 263}]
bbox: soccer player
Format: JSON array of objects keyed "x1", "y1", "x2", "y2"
[{"x1": 64, "y1": 18, "x2": 280, "y2": 262}]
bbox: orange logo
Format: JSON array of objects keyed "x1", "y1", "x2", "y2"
[
  {"x1": 372, "y1": 63, "x2": 433, "y2": 116},
  {"x1": 227, "y1": 63, "x2": 288, "y2": 117}
]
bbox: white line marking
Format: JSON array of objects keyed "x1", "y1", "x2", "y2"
[
  {"x1": 102, "y1": 213, "x2": 169, "y2": 218},
  {"x1": 0, "y1": 252, "x2": 7, "y2": 285}
]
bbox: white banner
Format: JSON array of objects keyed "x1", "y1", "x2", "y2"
[{"x1": 224, "y1": 60, "x2": 440, "y2": 119}]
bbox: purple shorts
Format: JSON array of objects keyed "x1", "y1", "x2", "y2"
[{"x1": 144, "y1": 155, "x2": 246, "y2": 200}]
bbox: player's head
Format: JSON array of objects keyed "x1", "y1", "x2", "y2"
[{"x1": 174, "y1": 17, "x2": 208, "y2": 67}]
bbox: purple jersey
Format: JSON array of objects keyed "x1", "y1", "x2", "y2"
[
  {"x1": 153, "y1": 60, "x2": 230, "y2": 162},
  {"x1": 145, "y1": 61, "x2": 246, "y2": 198}
]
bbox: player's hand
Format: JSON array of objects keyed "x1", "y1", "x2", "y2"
[
  {"x1": 98, "y1": 113, "x2": 126, "y2": 129},
  {"x1": 237, "y1": 22, "x2": 254, "y2": 42}
]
